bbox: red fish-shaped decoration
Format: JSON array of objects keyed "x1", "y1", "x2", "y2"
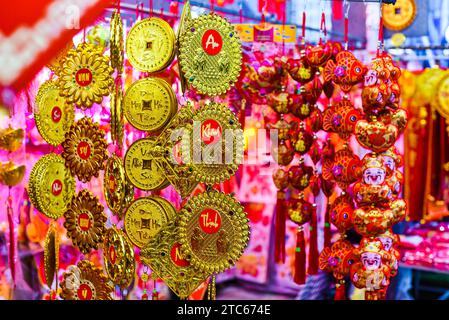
[
  {"x1": 330, "y1": 193, "x2": 355, "y2": 234},
  {"x1": 324, "y1": 51, "x2": 366, "y2": 93},
  {"x1": 323, "y1": 99, "x2": 362, "y2": 140},
  {"x1": 322, "y1": 146, "x2": 362, "y2": 189}
]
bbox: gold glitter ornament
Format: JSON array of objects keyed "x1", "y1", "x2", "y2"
[
  {"x1": 104, "y1": 154, "x2": 126, "y2": 216},
  {"x1": 110, "y1": 82, "x2": 124, "y2": 148},
  {"x1": 124, "y1": 138, "x2": 169, "y2": 191},
  {"x1": 28, "y1": 154, "x2": 75, "y2": 219},
  {"x1": 141, "y1": 221, "x2": 209, "y2": 299},
  {"x1": 44, "y1": 223, "x2": 59, "y2": 289},
  {"x1": 0, "y1": 162, "x2": 25, "y2": 186},
  {"x1": 126, "y1": 17, "x2": 176, "y2": 73},
  {"x1": 382, "y1": 0, "x2": 417, "y2": 31},
  {"x1": 0, "y1": 127, "x2": 24, "y2": 152},
  {"x1": 103, "y1": 226, "x2": 128, "y2": 285},
  {"x1": 64, "y1": 189, "x2": 107, "y2": 254},
  {"x1": 181, "y1": 101, "x2": 244, "y2": 185},
  {"x1": 123, "y1": 77, "x2": 177, "y2": 132},
  {"x1": 124, "y1": 196, "x2": 175, "y2": 248},
  {"x1": 152, "y1": 195, "x2": 177, "y2": 218},
  {"x1": 46, "y1": 40, "x2": 74, "y2": 75},
  {"x1": 34, "y1": 80, "x2": 75, "y2": 146},
  {"x1": 110, "y1": 9, "x2": 124, "y2": 74},
  {"x1": 118, "y1": 232, "x2": 136, "y2": 289},
  {"x1": 178, "y1": 191, "x2": 250, "y2": 274},
  {"x1": 58, "y1": 42, "x2": 113, "y2": 109},
  {"x1": 61, "y1": 117, "x2": 108, "y2": 183},
  {"x1": 179, "y1": 13, "x2": 242, "y2": 96},
  {"x1": 177, "y1": 0, "x2": 192, "y2": 94},
  {"x1": 60, "y1": 260, "x2": 113, "y2": 300}
]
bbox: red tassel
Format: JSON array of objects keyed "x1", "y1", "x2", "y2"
[
  {"x1": 7, "y1": 195, "x2": 15, "y2": 287},
  {"x1": 294, "y1": 227, "x2": 306, "y2": 285},
  {"x1": 307, "y1": 205, "x2": 318, "y2": 275},
  {"x1": 274, "y1": 191, "x2": 286, "y2": 263},
  {"x1": 324, "y1": 200, "x2": 331, "y2": 249},
  {"x1": 335, "y1": 281, "x2": 346, "y2": 300}
]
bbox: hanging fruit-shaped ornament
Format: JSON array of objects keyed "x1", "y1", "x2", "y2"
[
  {"x1": 292, "y1": 123, "x2": 314, "y2": 155},
  {"x1": 283, "y1": 56, "x2": 315, "y2": 85},
  {"x1": 305, "y1": 41, "x2": 333, "y2": 68},
  {"x1": 355, "y1": 117, "x2": 398, "y2": 153},
  {"x1": 272, "y1": 139, "x2": 294, "y2": 166},
  {"x1": 309, "y1": 107, "x2": 323, "y2": 132},
  {"x1": 288, "y1": 160, "x2": 313, "y2": 191},
  {"x1": 291, "y1": 92, "x2": 313, "y2": 120},
  {"x1": 303, "y1": 75, "x2": 323, "y2": 105}
]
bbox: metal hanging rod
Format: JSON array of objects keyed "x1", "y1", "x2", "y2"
[
  {"x1": 386, "y1": 45, "x2": 449, "y2": 50},
  {"x1": 323, "y1": 0, "x2": 396, "y2": 3}
]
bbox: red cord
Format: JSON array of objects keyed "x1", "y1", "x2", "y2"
[
  {"x1": 377, "y1": 16, "x2": 384, "y2": 56},
  {"x1": 320, "y1": 12, "x2": 327, "y2": 44},
  {"x1": 344, "y1": 16, "x2": 348, "y2": 48},
  {"x1": 210, "y1": 0, "x2": 215, "y2": 13},
  {"x1": 149, "y1": 0, "x2": 153, "y2": 17},
  {"x1": 302, "y1": 11, "x2": 306, "y2": 41},
  {"x1": 282, "y1": 0, "x2": 286, "y2": 54}
]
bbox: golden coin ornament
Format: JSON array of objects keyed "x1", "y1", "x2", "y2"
[
  {"x1": 103, "y1": 226, "x2": 128, "y2": 285},
  {"x1": 152, "y1": 195, "x2": 177, "y2": 218},
  {"x1": 64, "y1": 189, "x2": 107, "y2": 254},
  {"x1": 125, "y1": 197, "x2": 174, "y2": 248},
  {"x1": 177, "y1": 0, "x2": 192, "y2": 94},
  {"x1": 141, "y1": 222, "x2": 209, "y2": 299},
  {"x1": 178, "y1": 191, "x2": 250, "y2": 274},
  {"x1": 35, "y1": 81, "x2": 75, "y2": 146},
  {"x1": 435, "y1": 72, "x2": 449, "y2": 120},
  {"x1": 126, "y1": 17, "x2": 176, "y2": 73},
  {"x1": 123, "y1": 77, "x2": 176, "y2": 132},
  {"x1": 179, "y1": 13, "x2": 242, "y2": 96},
  {"x1": 57, "y1": 43, "x2": 113, "y2": 108},
  {"x1": 124, "y1": 138, "x2": 169, "y2": 191},
  {"x1": 382, "y1": 0, "x2": 417, "y2": 31},
  {"x1": 44, "y1": 223, "x2": 59, "y2": 288},
  {"x1": 110, "y1": 9, "x2": 124, "y2": 73},
  {"x1": 181, "y1": 101, "x2": 244, "y2": 185},
  {"x1": 104, "y1": 154, "x2": 126, "y2": 216},
  {"x1": 61, "y1": 117, "x2": 108, "y2": 183},
  {"x1": 110, "y1": 82, "x2": 124, "y2": 147},
  {"x1": 0, "y1": 162, "x2": 25, "y2": 186},
  {"x1": 119, "y1": 233, "x2": 136, "y2": 289},
  {"x1": 28, "y1": 154, "x2": 75, "y2": 219},
  {"x1": 60, "y1": 260, "x2": 113, "y2": 300}
]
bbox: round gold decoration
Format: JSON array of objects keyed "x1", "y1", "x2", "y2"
[
  {"x1": 141, "y1": 221, "x2": 208, "y2": 299},
  {"x1": 60, "y1": 260, "x2": 113, "y2": 300},
  {"x1": 46, "y1": 40, "x2": 74, "y2": 75},
  {"x1": 181, "y1": 101, "x2": 244, "y2": 185},
  {"x1": 435, "y1": 72, "x2": 449, "y2": 120},
  {"x1": 179, "y1": 13, "x2": 242, "y2": 96},
  {"x1": 124, "y1": 138, "x2": 169, "y2": 191},
  {"x1": 103, "y1": 226, "x2": 134, "y2": 286},
  {"x1": 110, "y1": 9, "x2": 124, "y2": 74},
  {"x1": 104, "y1": 154, "x2": 126, "y2": 216},
  {"x1": 152, "y1": 195, "x2": 177, "y2": 218},
  {"x1": 34, "y1": 81, "x2": 75, "y2": 146},
  {"x1": 28, "y1": 154, "x2": 75, "y2": 219},
  {"x1": 124, "y1": 197, "x2": 174, "y2": 248},
  {"x1": 57, "y1": 42, "x2": 113, "y2": 109},
  {"x1": 64, "y1": 189, "x2": 107, "y2": 254},
  {"x1": 110, "y1": 83, "x2": 124, "y2": 148},
  {"x1": 61, "y1": 117, "x2": 108, "y2": 183},
  {"x1": 177, "y1": 0, "x2": 192, "y2": 94},
  {"x1": 118, "y1": 232, "x2": 136, "y2": 289},
  {"x1": 382, "y1": 0, "x2": 417, "y2": 31},
  {"x1": 125, "y1": 17, "x2": 176, "y2": 73},
  {"x1": 178, "y1": 191, "x2": 250, "y2": 274},
  {"x1": 123, "y1": 77, "x2": 177, "y2": 132},
  {"x1": 44, "y1": 223, "x2": 59, "y2": 288},
  {"x1": 0, "y1": 162, "x2": 25, "y2": 187}
]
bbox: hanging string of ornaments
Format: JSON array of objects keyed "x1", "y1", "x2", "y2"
[{"x1": 261, "y1": 0, "x2": 407, "y2": 300}]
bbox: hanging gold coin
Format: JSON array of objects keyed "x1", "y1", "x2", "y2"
[
  {"x1": 103, "y1": 226, "x2": 128, "y2": 285},
  {"x1": 152, "y1": 195, "x2": 177, "y2": 218},
  {"x1": 123, "y1": 77, "x2": 177, "y2": 132},
  {"x1": 119, "y1": 232, "x2": 136, "y2": 289},
  {"x1": 176, "y1": 0, "x2": 192, "y2": 94},
  {"x1": 44, "y1": 223, "x2": 59, "y2": 289},
  {"x1": 126, "y1": 17, "x2": 176, "y2": 73},
  {"x1": 61, "y1": 117, "x2": 108, "y2": 183},
  {"x1": 435, "y1": 72, "x2": 449, "y2": 120},
  {"x1": 64, "y1": 189, "x2": 107, "y2": 254},
  {"x1": 179, "y1": 13, "x2": 242, "y2": 96},
  {"x1": 178, "y1": 191, "x2": 250, "y2": 274},
  {"x1": 124, "y1": 197, "x2": 174, "y2": 248},
  {"x1": 60, "y1": 260, "x2": 113, "y2": 300},
  {"x1": 35, "y1": 80, "x2": 75, "y2": 146},
  {"x1": 110, "y1": 9, "x2": 124, "y2": 74},
  {"x1": 104, "y1": 154, "x2": 126, "y2": 216},
  {"x1": 141, "y1": 221, "x2": 209, "y2": 299},
  {"x1": 124, "y1": 138, "x2": 169, "y2": 191},
  {"x1": 28, "y1": 154, "x2": 75, "y2": 219},
  {"x1": 181, "y1": 101, "x2": 244, "y2": 185},
  {"x1": 382, "y1": 0, "x2": 417, "y2": 31}
]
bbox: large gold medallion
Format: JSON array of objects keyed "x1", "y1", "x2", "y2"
[
  {"x1": 123, "y1": 77, "x2": 176, "y2": 132},
  {"x1": 435, "y1": 72, "x2": 449, "y2": 120},
  {"x1": 110, "y1": 82, "x2": 124, "y2": 147},
  {"x1": 104, "y1": 154, "x2": 126, "y2": 216},
  {"x1": 382, "y1": 0, "x2": 417, "y2": 31},
  {"x1": 64, "y1": 189, "x2": 107, "y2": 254},
  {"x1": 179, "y1": 13, "x2": 242, "y2": 96},
  {"x1": 29, "y1": 154, "x2": 75, "y2": 219},
  {"x1": 44, "y1": 223, "x2": 59, "y2": 289},
  {"x1": 141, "y1": 221, "x2": 209, "y2": 299},
  {"x1": 103, "y1": 226, "x2": 128, "y2": 285},
  {"x1": 57, "y1": 43, "x2": 113, "y2": 109},
  {"x1": 60, "y1": 260, "x2": 113, "y2": 300},
  {"x1": 35, "y1": 81, "x2": 75, "y2": 146},
  {"x1": 178, "y1": 191, "x2": 250, "y2": 274},
  {"x1": 124, "y1": 138, "x2": 169, "y2": 191},
  {"x1": 152, "y1": 195, "x2": 177, "y2": 217},
  {"x1": 181, "y1": 101, "x2": 244, "y2": 185},
  {"x1": 124, "y1": 197, "x2": 174, "y2": 248},
  {"x1": 110, "y1": 9, "x2": 124, "y2": 74},
  {"x1": 126, "y1": 17, "x2": 176, "y2": 73}
]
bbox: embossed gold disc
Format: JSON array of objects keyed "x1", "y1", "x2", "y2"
[
  {"x1": 44, "y1": 223, "x2": 59, "y2": 288},
  {"x1": 125, "y1": 197, "x2": 175, "y2": 248},
  {"x1": 126, "y1": 17, "x2": 176, "y2": 73},
  {"x1": 103, "y1": 226, "x2": 127, "y2": 285},
  {"x1": 123, "y1": 77, "x2": 176, "y2": 132},
  {"x1": 29, "y1": 154, "x2": 76, "y2": 219},
  {"x1": 104, "y1": 154, "x2": 126, "y2": 216},
  {"x1": 382, "y1": 0, "x2": 417, "y2": 31},
  {"x1": 34, "y1": 81, "x2": 75, "y2": 146},
  {"x1": 124, "y1": 138, "x2": 169, "y2": 191},
  {"x1": 152, "y1": 195, "x2": 177, "y2": 217},
  {"x1": 178, "y1": 191, "x2": 250, "y2": 274},
  {"x1": 435, "y1": 72, "x2": 449, "y2": 120},
  {"x1": 179, "y1": 13, "x2": 242, "y2": 96}
]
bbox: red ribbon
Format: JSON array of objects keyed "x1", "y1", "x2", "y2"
[
  {"x1": 302, "y1": 11, "x2": 306, "y2": 41},
  {"x1": 377, "y1": 16, "x2": 384, "y2": 56},
  {"x1": 307, "y1": 205, "x2": 318, "y2": 275},
  {"x1": 344, "y1": 16, "x2": 349, "y2": 48},
  {"x1": 293, "y1": 227, "x2": 306, "y2": 285},
  {"x1": 274, "y1": 191, "x2": 286, "y2": 264},
  {"x1": 324, "y1": 201, "x2": 331, "y2": 249}
]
